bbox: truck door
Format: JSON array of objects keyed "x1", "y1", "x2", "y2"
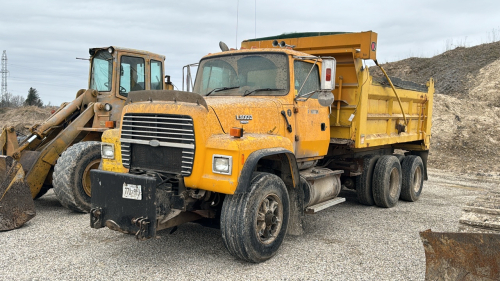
[{"x1": 293, "y1": 60, "x2": 330, "y2": 159}]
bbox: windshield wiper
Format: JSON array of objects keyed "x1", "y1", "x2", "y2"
[
  {"x1": 205, "y1": 86, "x2": 240, "y2": 96},
  {"x1": 243, "y1": 88, "x2": 283, "y2": 96}
]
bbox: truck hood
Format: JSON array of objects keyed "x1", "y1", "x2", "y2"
[{"x1": 206, "y1": 97, "x2": 282, "y2": 134}]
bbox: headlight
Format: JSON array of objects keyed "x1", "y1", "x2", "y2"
[
  {"x1": 104, "y1": 103, "x2": 112, "y2": 111},
  {"x1": 101, "y1": 143, "x2": 115, "y2": 159},
  {"x1": 212, "y1": 155, "x2": 232, "y2": 175}
]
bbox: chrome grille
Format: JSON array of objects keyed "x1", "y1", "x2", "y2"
[{"x1": 120, "y1": 113, "x2": 195, "y2": 175}]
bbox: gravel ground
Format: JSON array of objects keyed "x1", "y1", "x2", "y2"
[{"x1": 1, "y1": 169, "x2": 498, "y2": 281}]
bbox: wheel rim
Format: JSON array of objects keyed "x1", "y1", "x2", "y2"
[
  {"x1": 255, "y1": 193, "x2": 283, "y2": 245},
  {"x1": 389, "y1": 168, "x2": 400, "y2": 199},
  {"x1": 413, "y1": 166, "x2": 422, "y2": 193},
  {"x1": 82, "y1": 159, "x2": 100, "y2": 197}
]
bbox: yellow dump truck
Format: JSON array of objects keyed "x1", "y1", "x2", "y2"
[
  {"x1": 0, "y1": 46, "x2": 172, "y2": 231},
  {"x1": 90, "y1": 31, "x2": 434, "y2": 262}
]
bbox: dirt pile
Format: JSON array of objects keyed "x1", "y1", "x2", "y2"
[
  {"x1": 371, "y1": 41, "x2": 500, "y2": 99},
  {"x1": 372, "y1": 41, "x2": 500, "y2": 175},
  {"x1": 0, "y1": 106, "x2": 55, "y2": 136}
]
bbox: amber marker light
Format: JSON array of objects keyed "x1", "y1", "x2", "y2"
[
  {"x1": 230, "y1": 127, "x2": 243, "y2": 138},
  {"x1": 105, "y1": 121, "x2": 115, "y2": 129}
]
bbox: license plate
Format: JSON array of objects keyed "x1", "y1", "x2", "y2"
[{"x1": 122, "y1": 183, "x2": 142, "y2": 200}]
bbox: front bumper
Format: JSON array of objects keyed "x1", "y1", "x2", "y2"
[{"x1": 90, "y1": 170, "x2": 170, "y2": 240}]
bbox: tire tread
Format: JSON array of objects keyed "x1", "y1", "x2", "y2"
[
  {"x1": 400, "y1": 155, "x2": 424, "y2": 202},
  {"x1": 372, "y1": 155, "x2": 402, "y2": 208},
  {"x1": 53, "y1": 141, "x2": 101, "y2": 213}
]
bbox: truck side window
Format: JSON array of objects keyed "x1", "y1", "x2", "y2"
[
  {"x1": 294, "y1": 61, "x2": 320, "y2": 98},
  {"x1": 119, "y1": 56, "x2": 145, "y2": 97},
  {"x1": 150, "y1": 60, "x2": 163, "y2": 90}
]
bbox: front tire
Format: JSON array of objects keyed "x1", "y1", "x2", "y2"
[
  {"x1": 220, "y1": 172, "x2": 289, "y2": 263},
  {"x1": 53, "y1": 141, "x2": 101, "y2": 213},
  {"x1": 372, "y1": 155, "x2": 402, "y2": 208}
]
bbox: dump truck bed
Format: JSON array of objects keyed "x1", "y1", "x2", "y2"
[
  {"x1": 241, "y1": 31, "x2": 433, "y2": 150},
  {"x1": 331, "y1": 71, "x2": 433, "y2": 150}
]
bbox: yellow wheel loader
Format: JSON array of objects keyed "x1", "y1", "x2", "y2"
[{"x1": 0, "y1": 46, "x2": 172, "y2": 231}]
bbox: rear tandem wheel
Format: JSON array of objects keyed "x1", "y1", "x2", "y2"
[
  {"x1": 400, "y1": 155, "x2": 424, "y2": 202},
  {"x1": 372, "y1": 155, "x2": 402, "y2": 208},
  {"x1": 356, "y1": 155, "x2": 380, "y2": 206}
]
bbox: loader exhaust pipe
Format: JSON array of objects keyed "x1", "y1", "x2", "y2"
[{"x1": 0, "y1": 156, "x2": 35, "y2": 231}]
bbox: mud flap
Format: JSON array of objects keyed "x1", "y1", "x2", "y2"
[
  {"x1": 420, "y1": 230, "x2": 500, "y2": 280},
  {"x1": 90, "y1": 170, "x2": 158, "y2": 240},
  {"x1": 0, "y1": 156, "x2": 36, "y2": 231}
]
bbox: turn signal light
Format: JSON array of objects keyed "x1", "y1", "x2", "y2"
[
  {"x1": 230, "y1": 127, "x2": 243, "y2": 138},
  {"x1": 105, "y1": 121, "x2": 115, "y2": 129}
]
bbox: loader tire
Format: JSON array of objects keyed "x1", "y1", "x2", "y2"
[
  {"x1": 373, "y1": 155, "x2": 402, "y2": 208},
  {"x1": 220, "y1": 172, "x2": 289, "y2": 263},
  {"x1": 53, "y1": 141, "x2": 101, "y2": 213},
  {"x1": 400, "y1": 156, "x2": 424, "y2": 202},
  {"x1": 355, "y1": 155, "x2": 380, "y2": 206}
]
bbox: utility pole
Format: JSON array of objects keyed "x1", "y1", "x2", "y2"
[{"x1": 1, "y1": 50, "x2": 7, "y2": 103}]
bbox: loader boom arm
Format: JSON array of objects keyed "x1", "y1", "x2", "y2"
[
  {"x1": 0, "y1": 89, "x2": 98, "y2": 198},
  {"x1": 24, "y1": 101, "x2": 97, "y2": 197}
]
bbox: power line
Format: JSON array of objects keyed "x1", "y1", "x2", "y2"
[{"x1": 1, "y1": 50, "x2": 8, "y2": 99}]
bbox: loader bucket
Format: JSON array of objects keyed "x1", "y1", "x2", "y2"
[
  {"x1": 0, "y1": 155, "x2": 35, "y2": 231},
  {"x1": 420, "y1": 230, "x2": 500, "y2": 280}
]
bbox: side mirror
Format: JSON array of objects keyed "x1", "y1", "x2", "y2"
[
  {"x1": 321, "y1": 58, "x2": 336, "y2": 91},
  {"x1": 317, "y1": 58, "x2": 336, "y2": 107},
  {"x1": 318, "y1": 91, "x2": 335, "y2": 107}
]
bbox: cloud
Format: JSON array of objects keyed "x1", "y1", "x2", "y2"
[{"x1": 1, "y1": 0, "x2": 499, "y2": 104}]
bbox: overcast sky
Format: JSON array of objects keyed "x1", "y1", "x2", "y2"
[{"x1": 1, "y1": 0, "x2": 499, "y2": 105}]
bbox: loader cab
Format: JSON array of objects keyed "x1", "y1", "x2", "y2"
[
  {"x1": 89, "y1": 46, "x2": 166, "y2": 99},
  {"x1": 88, "y1": 46, "x2": 167, "y2": 130}
]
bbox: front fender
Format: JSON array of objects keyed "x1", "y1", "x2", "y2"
[{"x1": 234, "y1": 148, "x2": 300, "y2": 194}]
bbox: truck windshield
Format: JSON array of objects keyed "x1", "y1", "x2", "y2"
[
  {"x1": 193, "y1": 53, "x2": 289, "y2": 96},
  {"x1": 90, "y1": 50, "x2": 112, "y2": 92}
]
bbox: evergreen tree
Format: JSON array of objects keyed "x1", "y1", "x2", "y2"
[{"x1": 24, "y1": 87, "x2": 43, "y2": 107}]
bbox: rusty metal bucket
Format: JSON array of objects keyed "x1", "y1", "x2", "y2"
[
  {"x1": 0, "y1": 156, "x2": 35, "y2": 231},
  {"x1": 420, "y1": 230, "x2": 500, "y2": 280}
]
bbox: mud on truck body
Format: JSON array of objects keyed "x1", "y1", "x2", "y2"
[{"x1": 90, "y1": 31, "x2": 434, "y2": 262}]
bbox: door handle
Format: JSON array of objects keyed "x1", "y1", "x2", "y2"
[{"x1": 280, "y1": 110, "x2": 292, "y2": 133}]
